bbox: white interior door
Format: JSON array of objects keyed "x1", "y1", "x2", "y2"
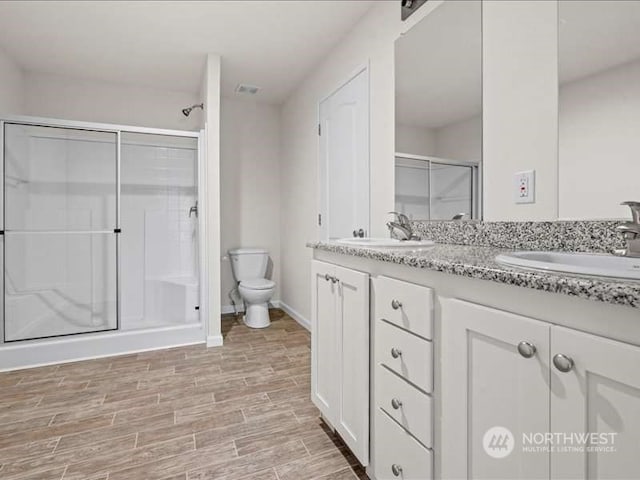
[{"x1": 319, "y1": 68, "x2": 370, "y2": 240}]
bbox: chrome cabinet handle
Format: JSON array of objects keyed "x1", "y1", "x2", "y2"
[
  {"x1": 391, "y1": 398, "x2": 403, "y2": 410},
  {"x1": 391, "y1": 299, "x2": 402, "y2": 310},
  {"x1": 323, "y1": 274, "x2": 338, "y2": 283},
  {"x1": 517, "y1": 341, "x2": 537, "y2": 359},
  {"x1": 553, "y1": 353, "x2": 574, "y2": 373},
  {"x1": 391, "y1": 464, "x2": 403, "y2": 477},
  {"x1": 391, "y1": 347, "x2": 402, "y2": 359}
]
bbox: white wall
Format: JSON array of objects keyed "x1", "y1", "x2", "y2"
[
  {"x1": 482, "y1": 0, "x2": 558, "y2": 220},
  {"x1": 280, "y1": 1, "x2": 444, "y2": 323},
  {"x1": 397, "y1": 116, "x2": 481, "y2": 162},
  {"x1": 396, "y1": 123, "x2": 436, "y2": 156},
  {"x1": 0, "y1": 47, "x2": 24, "y2": 115},
  {"x1": 220, "y1": 98, "x2": 281, "y2": 309},
  {"x1": 23, "y1": 72, "x2": 202, "y2": 131},
  {"x1": 559, "y1": 59, "x2": 640, "y2": 220},
  {"x1": 435, "y1": 115, "x2": 481, "y2": 162}
]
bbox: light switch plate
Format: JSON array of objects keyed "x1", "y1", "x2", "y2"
[{"x1": 515, "y1": 170, "x2": 535, "y2": 204}]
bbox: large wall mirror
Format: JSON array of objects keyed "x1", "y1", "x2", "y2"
[
  {"x1": 559, "y1": 1, "x2": 640, "y2": 220},
  {"x1": 395, "y1": 0, "x2": 482, "y2": 221}
]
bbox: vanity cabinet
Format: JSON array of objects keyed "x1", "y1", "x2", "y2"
[
  {"x1": 310, "y1": 260, "x2": 370, "y2": 465},
  {"x1": 441, "y1": 298, "x2": 640, "y2": 480}
]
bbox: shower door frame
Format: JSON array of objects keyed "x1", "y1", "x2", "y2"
[{"x1": 0, "y1": 115, "x2": 207, "y2": 344}]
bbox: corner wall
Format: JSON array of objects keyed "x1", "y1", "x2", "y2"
[
  {"x1": 220, "y1": 98, "x2": 282, "y2": 311},
  {"x1": 0, "y1": 47, "x2": 24, "y2": 115},
  {"x1": 201, "y1": 54, "x2": 222, "y2": 346},
  {"x1": 279, "y1": 1, "x2": 444, "y2": 324}
]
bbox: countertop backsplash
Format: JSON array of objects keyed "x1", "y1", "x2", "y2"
[{"x1": 410, "y1": 220, "x2": 624, "y2": 254}]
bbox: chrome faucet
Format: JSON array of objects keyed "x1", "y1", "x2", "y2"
[
  {"x1": 615, "y1": 201, "x2": 640, "y2": 257},
  {"x1": 386, "y1": 211, "x2": 418, "y2": 240}
]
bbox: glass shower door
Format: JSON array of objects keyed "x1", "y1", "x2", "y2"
[{"x1": 3, "y1": 124, "x2": 118, "y2": 341}]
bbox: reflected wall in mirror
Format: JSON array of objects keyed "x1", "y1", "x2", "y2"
[
  {"x1": 559, "y1": 1, "x2": 640, "y2": 220},
  {"x1": 395, "y1": 0, "x2": 482, "y2": 220}
]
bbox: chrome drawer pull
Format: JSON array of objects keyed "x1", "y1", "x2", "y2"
[
  {"x1": 391, "y1": 299, "x2": 402, "y2": 310},
  {"x1": 392, "y1": 464, "x2": 403, "y2": 476},
  {"x1": 553, "y1": 353, "x2": 574, "y2": 373},
  {"x1": 391, "y1": 398, "x2": 403, "y2": 410},
  {"x1": 391, "y1": 347, "x2": 402, "y2": 359},
  {"x1": 517, "y1": 341, "x2": 537, "y2": 359}
]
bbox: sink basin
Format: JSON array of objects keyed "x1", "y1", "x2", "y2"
[
  {"x1": 335, "y1": 237, "x2": 435, "y2": 248},
  {"x1": 495, "y1": 251, "x2": 640, "y2": 280}
]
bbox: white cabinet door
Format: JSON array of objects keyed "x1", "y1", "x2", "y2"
[
  {"x1": 311, "y1": 260, "x2": 338, "y2": 424},
  {"x1": 334, "y1": 264, "x2": 370, "y2": 466},
  {"x1": 551, "y1": 326, "x2": 640, "y2": 480},
  {"x1": 441, "y1": 298, "x2": 550, "y2": 480}
]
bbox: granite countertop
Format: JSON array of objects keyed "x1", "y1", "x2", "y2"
[{"x1": 308, "y1": 241, "x2": 640, "y2": 309}]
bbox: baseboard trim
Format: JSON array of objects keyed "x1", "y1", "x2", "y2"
[
  {"x1": 221, "y1": 305, "x2": 240, "y2": 315},
  {"x1": 278, "y1": 301, "x2": 311, "y2": 332},
  {"x1": 221, "y1": 301, "x2": 310, "y2": 332},
  {"x1": 206, "y1": 335, "x2": 224, "y2": 347}
]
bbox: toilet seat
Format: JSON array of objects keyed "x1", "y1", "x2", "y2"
[{"x1": 240, "y1": 278, "x2": 275, "y2": 290}]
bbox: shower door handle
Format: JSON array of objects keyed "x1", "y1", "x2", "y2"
[{"x1": 189, "y1": 202, "x2": 198, "y2": 218}]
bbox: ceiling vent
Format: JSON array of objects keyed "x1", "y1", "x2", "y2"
[{"x1": 235, "y1": 84, "x2": 260, "y2": 95}]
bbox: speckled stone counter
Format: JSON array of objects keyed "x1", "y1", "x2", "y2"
[{"x1": 308, "y1": 241, "x2": 640, "y2": 309}]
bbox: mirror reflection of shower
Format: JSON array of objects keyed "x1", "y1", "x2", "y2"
[{"x1": 181, "y1": 103, "x2": 204, "y2": 117}]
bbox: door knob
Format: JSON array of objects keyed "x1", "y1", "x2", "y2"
[
  {"x1": 517, "y1": 341, "x2": 537, "y2": 359},
  {"x1": 553, "y1": 353, "x2": 574, "y2": 373},
  {"x1": 391, "y1": 347, "x2": 402, "y2": 359},
  {"x1": 391, "y1": 299, "x2": 402, "y2": 310},
  {"x1": 391, "y1": 464, "x2": 403, "y2": 476},
  {"x1": 391, "y1": 398, "x2": 403, "y2": 410}
]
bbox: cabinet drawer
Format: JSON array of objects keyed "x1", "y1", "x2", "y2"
[
  {"x1": 376, "y1": 319, "x2": 433, "y2": 393},
  {"x1": 374, "y1": 409, "x2": 433, "y2": 480},
  {"x1": 374, "y1": 276, "x2": 433, "y2": 340},
  {"x1": 377, "y1": 365, "x2": 433, "y2": 448}
]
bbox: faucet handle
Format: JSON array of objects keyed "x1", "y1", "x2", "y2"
[
  {"x1": 388, "y1": 211, "x2": 410, "y2": 226},
  {"x1": 621, "y1": 201, "x2": 640, "y2": 224},
  {"x1": 616, "y1": 223, "x2": 640, "y2": 239}
]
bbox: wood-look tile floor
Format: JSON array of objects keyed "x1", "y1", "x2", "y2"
[{"x1": 0, "y1": 310, "x2": 367, "y2": 480}]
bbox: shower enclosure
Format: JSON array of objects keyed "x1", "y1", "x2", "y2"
[{"x1": 0, "y1": 117, "x2": 205, "y2": 369}]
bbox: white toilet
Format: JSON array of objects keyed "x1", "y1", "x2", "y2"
[{"x1": 228, "y1": 248, "x2": 276, "y2": 329}]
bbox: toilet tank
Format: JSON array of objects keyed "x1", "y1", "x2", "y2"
[{"x1": 228, "y1": 248, "x2": 269, "y2": 282}]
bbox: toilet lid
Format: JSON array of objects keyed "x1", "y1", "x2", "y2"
[{"x1": 240, "y1": 279, "x2": 275, "y2": 290}]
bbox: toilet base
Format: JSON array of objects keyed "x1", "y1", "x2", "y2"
[{"x1": 243, "y1": 302, "x2": 271, "y2": 329}]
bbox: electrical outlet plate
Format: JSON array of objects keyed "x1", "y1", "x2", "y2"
[{"x1": 515, "y1": 170, "x2": 535, "y2": 204}]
